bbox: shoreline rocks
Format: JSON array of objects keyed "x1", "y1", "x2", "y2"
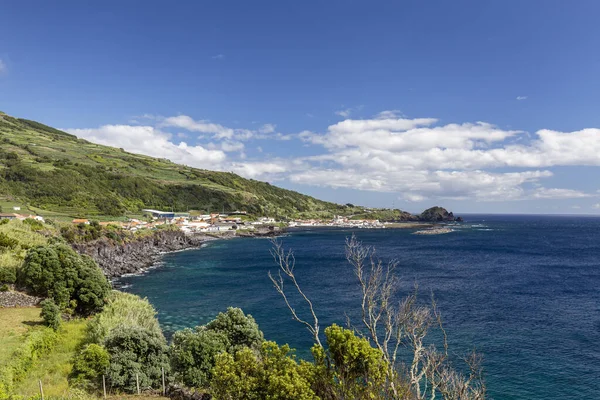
[
  {"x1": 413, "y1": 227, "x2": 453, "y2": 235},
  {"x1": 72, "y1": 227, "x2": 283, "y2": 279}
]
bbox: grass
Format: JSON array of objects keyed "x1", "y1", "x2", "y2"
[
  {"x1": 0, "y1": 307, "x2": 43, "y2": 366},
  {"x1": 13, "y1": 319, "x2": 88, "y2": 398}
]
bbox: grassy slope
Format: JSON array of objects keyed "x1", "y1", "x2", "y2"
[
  {"x1": 0, "y1": 112, "x2": 351, "y2": 220},
  {"x1": 13, "y1": 319, "x2": 87, "y2": 398},
  {"x1": 0, "y1": 308, "x2": 43, "y2": 367}
]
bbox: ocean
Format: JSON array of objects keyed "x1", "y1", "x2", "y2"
[{"x1": 116, "y1": 214, "x2": 600, "y2": 399}]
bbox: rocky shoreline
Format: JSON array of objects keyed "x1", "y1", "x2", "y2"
[{"x1": 72, "y1": 227, "x2": 281, "y2": 279}]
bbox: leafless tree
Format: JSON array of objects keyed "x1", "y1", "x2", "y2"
[
  {"x1": 268, "y1": 239, "x2": 322, "y2": 348},
  {"x1": 269, "y1": 235, "x2": 486, "y2": 400}
]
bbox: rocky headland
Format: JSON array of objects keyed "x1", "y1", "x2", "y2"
[{"x1": 72, "y1": 227, "x2": 281, "y2": 278}]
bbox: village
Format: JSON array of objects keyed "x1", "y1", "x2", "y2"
[{"x1": 0, "y1": 206, "x2": 390, "y2": 233}]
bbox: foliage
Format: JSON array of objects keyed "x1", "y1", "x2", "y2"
[
  {"x1": 0, "y1": 113, "x2": 351, "y2": 218},
  {"x1": 205, "y1": 307, "x2": 264, "y2": 352},
  {"x1": 0, "y1": 327, "x2": 58, "y2": 399},
  {"x1": 309, "y1": 324, "x2": 389, "y2": 400},
  {"x1": 211, "y1": 341, "x2": 318, "y2": 400},
  {"x1": 17, "y1": 244, "x2": 110, "y2": 315},
  {"x1": 170, "y1": 307, "x2": 263, "y2": 388},
  {"x1": 70, "y1": 344, "x2": 110, "y2": 390},
  {"x1": 40, "y1": 298, "x2": 62, "y2": 331},
  {"x1": 0, "y1": 284, "x2": 8, "y2": 292},
  {"x1": 170, "y1": 329, "x2": 229, "y2": 388},
  {"x1": 86, "y1": 291, "x2": 162, "y2": 344},
  {"x1": 0, "y1": 218, "x2": 57, "y2": 284},
  {"x1": 104, "y1": 326, "x2": 170, "y2": 393}
]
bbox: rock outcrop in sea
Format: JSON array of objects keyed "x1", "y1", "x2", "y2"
[{"x1": 418, "y1": 206, "x2": 463, "y2": 222}]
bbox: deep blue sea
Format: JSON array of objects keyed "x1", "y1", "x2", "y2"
[{"x1": 117, "y1": 215, "x2": 600, "y2": 399}]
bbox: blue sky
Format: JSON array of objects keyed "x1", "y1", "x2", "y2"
[{"x1": 2, "y1": 1, "x2": 600, "y2": 214}]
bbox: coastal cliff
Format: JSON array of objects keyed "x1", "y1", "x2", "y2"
[
  {"x1": 72, "y1": 230, "x2": 209, "y2": 278},
  {"x1": 72, "y1": 227, "x2": 281, "y2": 278}
]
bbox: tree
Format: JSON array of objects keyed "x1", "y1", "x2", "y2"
[
  {"x1": 170, "y1": 307, "x2": 264, "y2": 388},
  {"x1": 40, "y1": 298, "x2": 61, "y2": 331},
  {"x1": 170, "y1": 329, "x2": 229, "y2": 388},
  {"x1": 87, "y1": 291, "x2": 162, "y2": 344},
  {"x1": 269, "y1": 236, "x2": 486, "y2": 400},
  {"x1": 309, "y1": 324, "x2": 390, "y2": 400},
  {"x1": 205, "y1": 307, "x2": 264, "y2": 352},
  {"x1": 104, "y1": 326, "x2": 170, "y2": 393},
  {"x1": 17, "y1": 244, "x2": 110, "y2": 315},
  {"x1": 70, "y1": 344, "x2": 110, "y2": 390},
  {"x1": 211, "y1": 341, "x2": 318, "y2": 400}
]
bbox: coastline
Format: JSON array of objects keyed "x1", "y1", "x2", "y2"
[{"x1": 73, "y1": 227, "x2": 283, "y2": 279}]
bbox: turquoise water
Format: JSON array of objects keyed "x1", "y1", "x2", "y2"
[{"x1": 117, "y1": 215, "x2": 600, "y2": 399}]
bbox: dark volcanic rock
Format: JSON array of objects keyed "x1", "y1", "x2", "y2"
[
  {"x1": 72, "y1": 230, "x2": 212, "y2": 278},
  {"x1": 419, "y1": 206, "x2": 462, "y2": 222},
  {"x1": 0, "y1": 290, "x2": 42, "y2": 307}
]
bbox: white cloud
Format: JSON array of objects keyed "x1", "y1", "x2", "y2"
[
  {"x1": 211, "y1": 54, "x2": 225, "y2": 60},
  {"x1": 259, "y1": 124, "x2": 276, "y2": 134},
  {"x1": 0, "y1": 59, "x2": 6, "y2": 74},
  {"x1": 593, "y1": 203, "x2": 600, "y2": 209},
  {"x1": 335, "y1": 108, "x2": 352, "y2": 118},
  {"x1": 531, "y1": 188, "x2": 591, "y2": 199},
  {"x1": 230, "y1": 161, "x2": 288, "y2": 180},
  {"x1": 161, "y1": 115, "x2": 234, "y2": 139},
  {"x1": 66, "y1": 125, "x2": 226, "y2": 169},
  {"x1": 516, "y1": 96, "x2": 528, "y2": 101},
  {"x1": 375, "y1": 110, "x2": 404, "y2": 119},
  {"x1": 66, "y1": 111, "x2": 600, "y2": 203}
]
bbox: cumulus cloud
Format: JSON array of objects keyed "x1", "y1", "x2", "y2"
[
  {"x1": 65, "y1": 125, "x2": 226, "y2": 169},
  {"x1": 66, "y1": 111, "x2": 600, "y2": 202}
]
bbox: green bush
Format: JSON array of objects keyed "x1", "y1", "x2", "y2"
[
  {"x1": 169, "y1": 307, "x2": 264, "y2": 388},
  {"x1": 170, "y1": 329, "x2": 229, "y2": 388},
  {"x1": 0, "y1": 327, "x2": 58, "y2": 398},
  {"x1": 86, "y1": 291, "x2": 162, "y2": 344},
  {"x1": 0, "y1": 232, "x2": 18, "y2": 250},
  {"x1": 0, "y1": 264, "x2": 17, "y2": 284},
  {"x1": 70, "y1": 344, "x2": 110, "y2": 390},
  {"x1": 104, "y1": 326, "x2": 170, "y2": 393},
  {"x1": 40, "y1": 298, "x2": 62, "y2": 331},
  {"x1": 309, "y1": 324, "x2": 388, "y2": 400},
  {"x1": 17, "y1": 244, "x2": 110, "y2": 315},
  {"x1": 211, "y1": 341, "x2": 318, "y2": 400},
  {"x1": 0, "y1": 284, "x2": 8, "y2": 292},
  {"x1": 205, "y1": 307, "x2": 264, "y2": 352}
]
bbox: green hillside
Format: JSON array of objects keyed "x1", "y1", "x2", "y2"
[{"x1": 0, "y1": 112, "x2": 351, "y2": 220}]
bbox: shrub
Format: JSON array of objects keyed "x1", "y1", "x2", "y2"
[
  {"x1": 104, "y1": 326, "x2": 170, "y2": 393},
  {"x1": 205, "y1": 307, "x2": 264, "y2": 352},
  {"x1": 0, "y1": 232, "x2": 18, "y2": 250},
  {"x1": 169, "y1": 307, "x2": 264, "y2": 388},
  {"x1": 86, "y1": 291, "x2": 162, "y2": 344},
  {"x1": 70, "y1": 344, "x2": 110, "y2": 390},
  {"x1": 211, "y1": 341, "x2": 318, "y2": 400},
  {"x1": 40, "y1": 298, "x2": 62, "y2": 331},
  {"x1": 17, "y1": 244, "x2": 110, "y2": 315},
  {"x1": 0, "y1": 327, "x2": 58, "y2": 397},
  {"x1": 309, "y1": 324, "x2": 388, "y2": 400},
  {"x1": 170, "y1": 329, "x2": 229, "y2": 388},
  {"x1": 0, "y1": 284, "x2": 8, "y2": 292}
]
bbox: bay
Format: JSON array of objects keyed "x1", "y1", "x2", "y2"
[{"x1": 117, "y1": 214, "x2": 600, "y2": 399}]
